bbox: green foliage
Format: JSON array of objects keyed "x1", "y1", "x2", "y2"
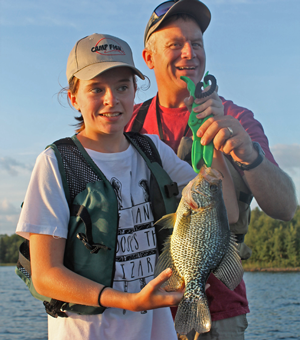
[
  {"x1": 0, "y1": 234, "x2": 24, "y2": 264},
  {"x1": 244, "y1": 206, "x2": 300, "y2": 268},
  {"x1": 2, "y1": 207, "x2": 300, "y2": 267}
]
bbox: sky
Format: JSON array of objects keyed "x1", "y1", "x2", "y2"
[{"x1": 1, "y1": 0, "x2": 300, "y2": 235}]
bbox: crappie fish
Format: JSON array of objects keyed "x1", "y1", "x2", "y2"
[{"x1": 154, "y1": 165, "x2": 244, "y2": 335}]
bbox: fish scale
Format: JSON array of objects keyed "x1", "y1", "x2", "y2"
[{"x1": 154, "y1": 166, "x2": 244, "y2": 335}]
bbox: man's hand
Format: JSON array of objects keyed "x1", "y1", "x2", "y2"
[
  {"x1": 184, "y1": 86, "x2": 224, "y2": 120},
  {"x1": 197, "y1": 114, "x2": 258, "y2": 165},
  {"x1": 184, "y1": 88, "x2": 256, "y2": 165},
  {"x1": 184, "y1": 91, "x2": 297, "y2": 221}
]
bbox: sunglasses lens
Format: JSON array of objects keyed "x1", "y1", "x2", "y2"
[{"x1": 154, "y1": 1, "x2": 175, "y2": 17}]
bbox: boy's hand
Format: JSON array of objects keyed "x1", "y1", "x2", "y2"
[{"x1": 130, "y1": 268, "x2": 184, "y2": 312}]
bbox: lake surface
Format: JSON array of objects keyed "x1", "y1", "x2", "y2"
[{"x1": 0, "y1": 267, "x2": 299, "y2": 339}]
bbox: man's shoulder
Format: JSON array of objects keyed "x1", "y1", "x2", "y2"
[{"x1": 220, "y1": 96, "x2": 254, "y2": 120}]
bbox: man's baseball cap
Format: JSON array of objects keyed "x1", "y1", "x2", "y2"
[
  {"x1": 66, "y1": 33, "x2": 145, "y2": 83},
  {"x1": 144, "y1": 0, "x2": 211, "y2": 46}
]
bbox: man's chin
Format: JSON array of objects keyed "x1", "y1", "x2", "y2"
[{"x1": 178, "y1": 73, "x2": 203, "y2": 86}]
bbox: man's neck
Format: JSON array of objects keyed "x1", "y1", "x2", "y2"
[{"x1": 157, "y1": 88, "x2": 189, "y2": 108}]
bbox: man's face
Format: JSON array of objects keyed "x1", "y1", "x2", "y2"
[{"x1": 148, "y1": 18, "x2": 206, "y2": 95}]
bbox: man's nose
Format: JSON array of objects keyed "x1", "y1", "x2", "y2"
[{"x1": 181, "y1": 42, "x2": 195, "y2": 59}]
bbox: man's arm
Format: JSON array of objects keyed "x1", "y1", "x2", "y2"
[{"x1": 242, "y1": 156, "x2": 296, "y2": 221}]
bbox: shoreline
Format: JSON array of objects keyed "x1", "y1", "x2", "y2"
[
  {"x1": 243, "y1": 267, "x2": 300, "y2": 272},
  {"x1": 1, "y1": 264, "x2": 300, "y2": 272}
]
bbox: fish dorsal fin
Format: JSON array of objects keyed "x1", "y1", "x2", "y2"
[
  {"x1": 154, "y1": 213, "x2": 177, "y2": 230},
  {"x1": 212, "y1": 233, "x2": 244, "y2": 290}
]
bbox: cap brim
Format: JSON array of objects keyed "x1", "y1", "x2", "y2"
[
  {"x1": 73, "y1": 62, "x2": 145, "y2": 81},
  {"x1": 145, "y1": 0, "x2": 211, "y2": 45}
]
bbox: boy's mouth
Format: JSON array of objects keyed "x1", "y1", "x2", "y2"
[{"x1": 99, "y1": 113, "x2": 121, "y2": 117}]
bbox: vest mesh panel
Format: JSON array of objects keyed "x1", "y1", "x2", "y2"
[
  {"x1": 56, "y1": 143, "x2": 101, "y2": 203},
  {"x1": 127, "y1": 133, "x2": 160, "y2": 164}
]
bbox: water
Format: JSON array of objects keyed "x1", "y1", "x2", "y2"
[
  {"x1": 0, "y1": 267, "x2": 47, "y2": 340},
  {"x1": 0, "y1": 267, "x2": 299, "y2": 339},
  {"x1": 244, "y1": 271, "x2": 300, "y2": 340}
]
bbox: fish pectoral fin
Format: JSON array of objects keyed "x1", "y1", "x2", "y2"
[
  {"x1": 175, "y1": 296, "x2": 211, "y2": 335},
  {"x1": 154, "y1": 213, "x2": 177, "y2": 230},
  {"x1": 212, "y1": 233, "x2": 244, "y2": 290},
  {"x1": 182, "y1": 209, "x2": 192, "y2": 218},
  {"x1": 154, "y1": 237, "x2": 184, "y2": 291}
]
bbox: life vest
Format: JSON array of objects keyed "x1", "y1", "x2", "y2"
[
  {"x1": 130, "y1": 98, "x2": 253, "y2": 260},
  {"x1": 16, "y1": 132, "x2": 179, "y2": 317}
]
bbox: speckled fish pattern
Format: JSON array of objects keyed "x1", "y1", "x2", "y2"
[{"x1": 154, "y1": 166, "x2": 244, "y2": 335}]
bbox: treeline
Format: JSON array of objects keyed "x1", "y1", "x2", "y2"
[
  {"x1": 1, "y1": 207, "x2": 300, "y2": 267},
  {"x1": 0, "y1": 234, "x2": 24, "y2": 264},
  {"x1": 244, "y1": 207, "x2": 300, "y2": 268}
]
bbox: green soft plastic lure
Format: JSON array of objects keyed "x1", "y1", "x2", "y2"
[{"x1": 181, "y1": 72, "x2": 217, "y2": 172}]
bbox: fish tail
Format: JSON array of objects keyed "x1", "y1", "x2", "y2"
[{"x1": 175, "y1": 296, "x2": 211, "y2": 335}]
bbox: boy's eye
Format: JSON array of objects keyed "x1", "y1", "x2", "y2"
[
  {"x1": 91, "y1": 88, "x2": 102, "y2": 93},
  {"x1": 118, "y1": 85, "x2": 128, "y2": 92}
]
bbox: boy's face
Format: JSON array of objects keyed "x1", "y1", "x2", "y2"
[{"x1": 70, "y1": 67, "x2": 136, "y2": 139}]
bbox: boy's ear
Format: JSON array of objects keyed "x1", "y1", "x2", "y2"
[
  {"x1": 68, "y1": 91, "x2": 80, "y2": 110},
  {"x1": 142, "y1": 49, "x2": 154, "y2": 70}
]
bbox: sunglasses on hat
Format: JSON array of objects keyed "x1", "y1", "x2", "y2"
[
  {"x1": 148, "y1": 1, "x2": 179, "y2": 29},
  {"x1": 144, "y1": 0, "x2": 211, "y2": 46}
]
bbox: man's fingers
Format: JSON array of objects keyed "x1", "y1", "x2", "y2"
[{"x1": 183, "y1": 96, "x2": 194, "y2": 113}]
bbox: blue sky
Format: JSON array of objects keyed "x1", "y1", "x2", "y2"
[{"x1": 1, "y1": 0, "x2": 300, "y2": 235}]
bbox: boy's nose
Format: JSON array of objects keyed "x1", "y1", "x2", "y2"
[{"x1": 103, "y1": 89, "x2": 119, "y2": 106}]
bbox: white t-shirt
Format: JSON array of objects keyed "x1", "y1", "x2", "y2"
[{"x1": 16, "y1": 134, "x2": 196, "y2": 340}]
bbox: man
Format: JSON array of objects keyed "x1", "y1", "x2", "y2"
[{"x1": 126, "y1": 0, "x2": 297, "y2": 339}]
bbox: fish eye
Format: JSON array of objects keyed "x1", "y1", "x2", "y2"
[{"x1": 210, "y1": 184, "x2": 218, "y2": 192}]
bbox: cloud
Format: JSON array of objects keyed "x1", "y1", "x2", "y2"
[
  {"x1": 0, "y1": 157, "x2": 33, "y2": 176},
  {"x1": 270, "y1": 144, "x2": 300, "y2": 172},
  {"x1": 0, "y1": 200, "x2": 21, "y2": 236},
  {"x1": 0, "y1": 199, "x2": 20, "y2": 215},
  {"x1": 0, "y1": 0, "x2": 132, "y2": 28}
]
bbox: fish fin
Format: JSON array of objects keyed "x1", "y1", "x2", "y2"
[
  {"x1": 154, "y1": 236, "x2": 184, "y2": 291},
  {"x1": 154, "y1": 213, "x2": 177, "y2": 229},
  {"x1": 194, "y1": 332, "x2": 201, "y2": 340},
  {"x1": 177, "y1": 335, "x2": 189, "y2": 340},
  {"x1": 175, "y1": 296, "x2": 211, "y2": 335},
  {"x1": 212, "y1": 233, "x2": 244, "y2": 290}
]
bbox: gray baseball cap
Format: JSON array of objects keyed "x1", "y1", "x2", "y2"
[
  {"x1": 66, "y1": 33, "x2": 145, "y2": 83},
  {"x1": 144, "y1": 0, "x2": 211, "y2": 46}
]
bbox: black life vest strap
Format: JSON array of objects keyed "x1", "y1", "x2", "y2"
[
  {"x1": 43, "y1": 300, "x2": 68, "y2": 318},
  {"x1": 18, "y1": 239, "x2": 31, "y2": 276},
  {"x1": 155, "y1": 99, "x2": 165, "y2": 141},
  {"x1": 130, "y1": 98, "x2": 153, "y2": 132},
  {"x1": 131, "y1": 96, "x2": 190, "y2": 140},
  {"x1": 70, "y1": 204, "x2": 111, "y2": 254},
  {"x1": 239, "y1": 191, "x2": 253, "y2": 205}
]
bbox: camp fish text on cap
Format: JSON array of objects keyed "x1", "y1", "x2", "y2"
[
  {"x1": 66, "y1": 33, "x2": 145, "y2": 83},
  {"x1": 144, "y1": 0, "x2": 211, "y2": 46}
]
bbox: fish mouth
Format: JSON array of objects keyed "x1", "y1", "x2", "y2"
[
  {"x1": 183, "y1": 166, "x2": 223, "y2": 210},
  {"x1": 200, "y1": 165, "x2": 223, "y2": 183}
]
